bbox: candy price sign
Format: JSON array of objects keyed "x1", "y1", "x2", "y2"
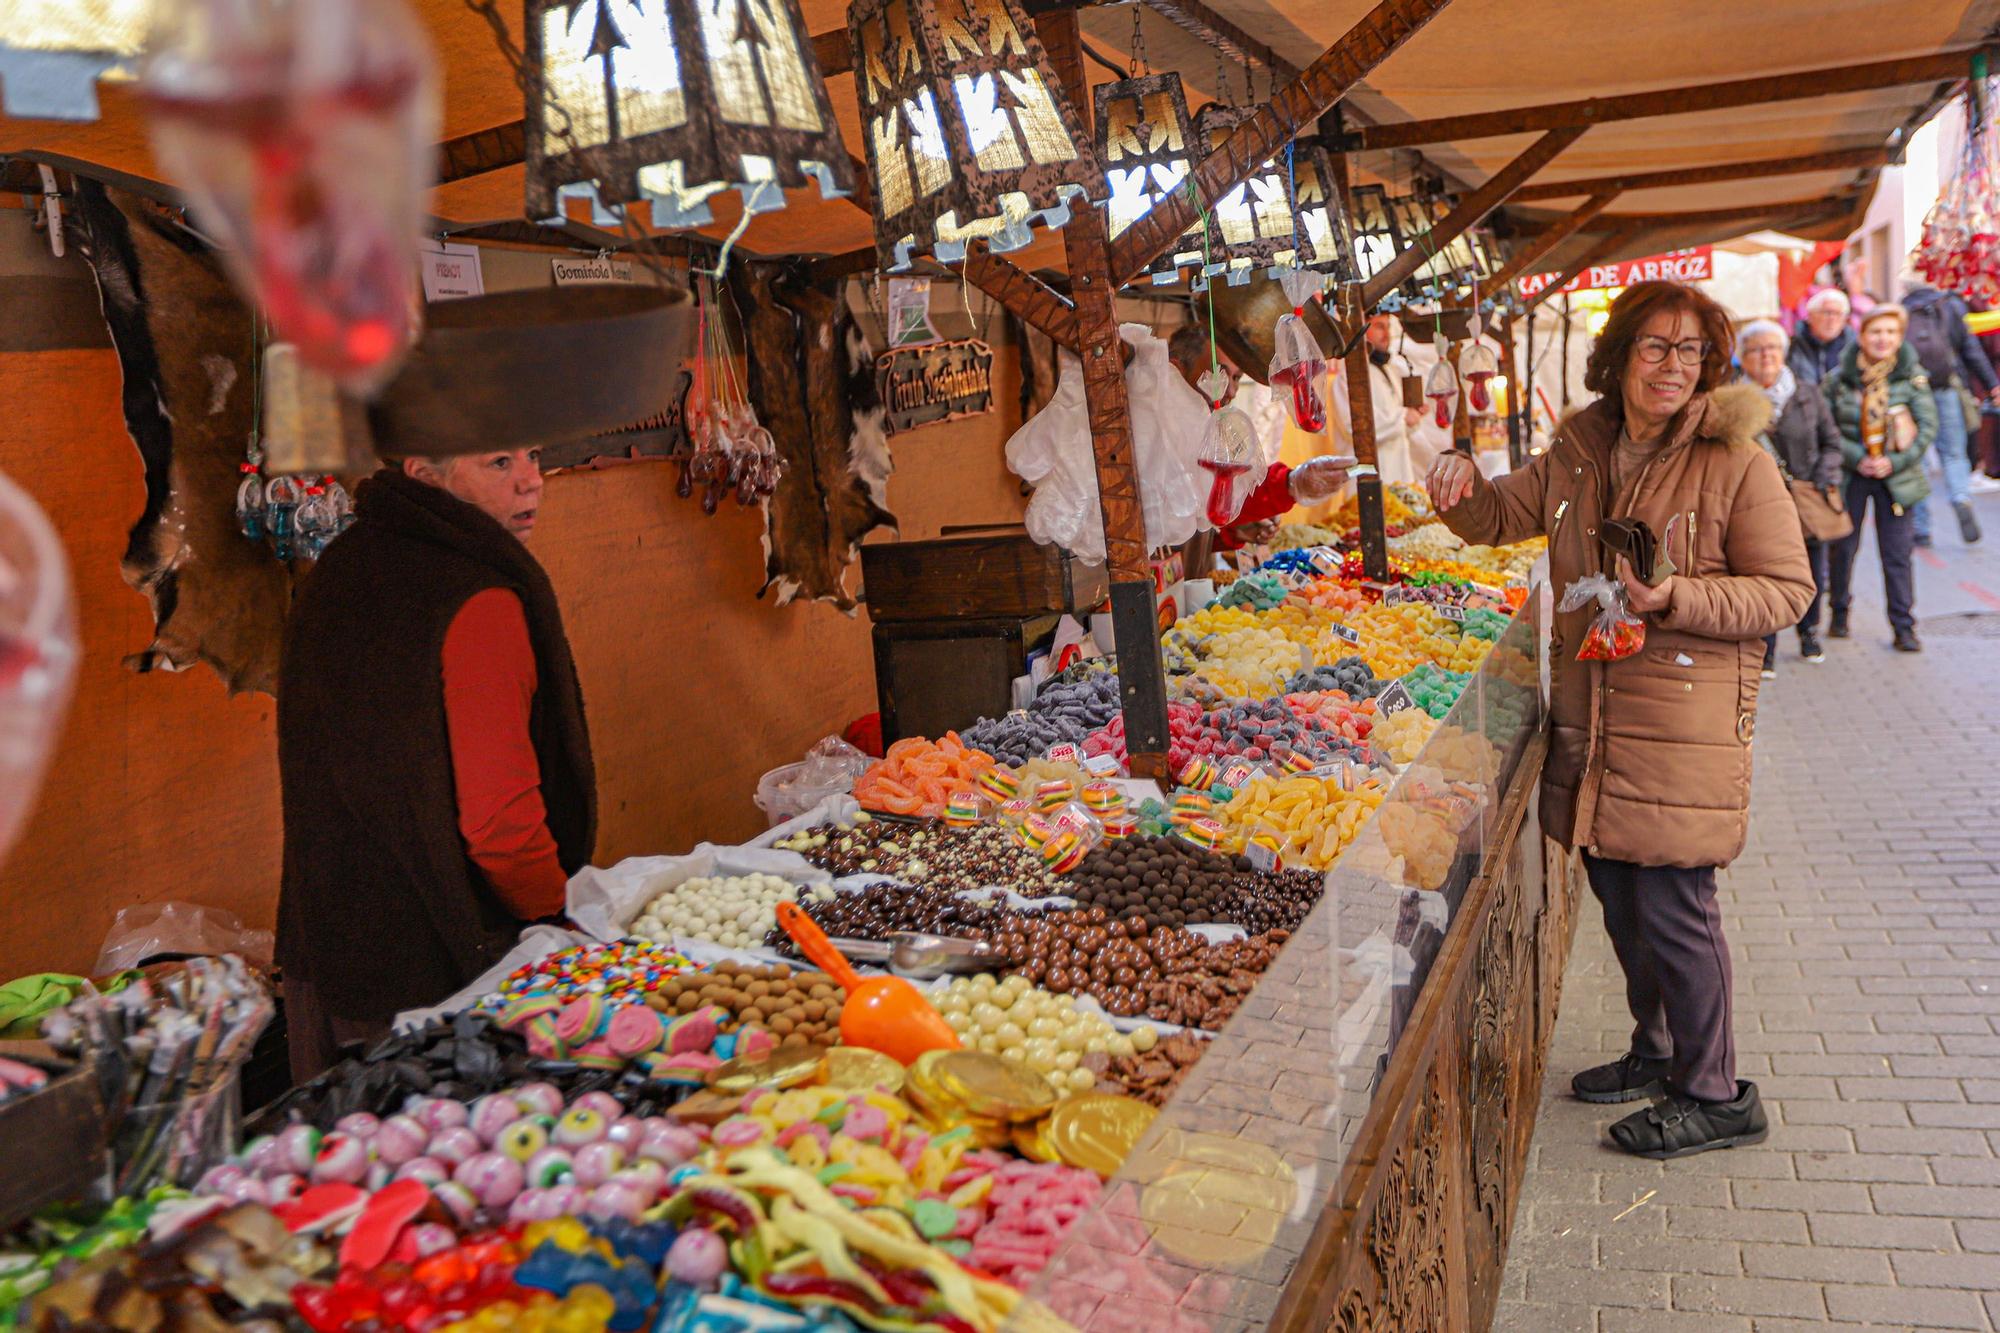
[{"x1": 877, "y1": 338, "x2": 995, "y2": 435}]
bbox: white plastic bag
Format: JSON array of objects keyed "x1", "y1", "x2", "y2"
[{"x1": 94, "y1": 902, "x2": 275, "y2": 974}]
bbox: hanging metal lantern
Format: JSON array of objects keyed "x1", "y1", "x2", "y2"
[
  {"x1": 1346, "y1": 184, "x2": 1400, "y2": 284},
  {"x1": 0, "y1": 0, "x2": 147, "y2": 119},
  {"x1": 524, "y1": 0, "x2": 855, "y2": 230},
  {"x1": 1093, "y1": 71, "x2": 1198, "y2": 278},
  {"x1": 1289, "y1": 142, "x2": 1357, "y2": 282},
  {"x1": 1144, "y1": 103, "x2": 1297, "y2": 288},
  {"x1": 848, "y1": 0, "x2": 1102, "y2": 271}
]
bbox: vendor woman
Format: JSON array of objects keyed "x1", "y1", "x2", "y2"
[{"x1": 276, "y1": 450, "x2": 597, "y2": 1081}]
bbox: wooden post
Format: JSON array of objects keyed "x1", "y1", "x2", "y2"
[
  {"x1": 1345, "y1": 333, "x2": 1390, "y2": 582},
  {"x1": 1472, "y1": 191, "x2": 1619, "y2": 300},
  {"x1": 1503, "y1": 310, "x2": 1525, "y2": 468},
  {"x1": 1037, "y1": 7, "x2": 1171, "y2": 780}
]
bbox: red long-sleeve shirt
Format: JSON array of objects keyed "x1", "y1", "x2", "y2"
[
  {"x1": 441, "y1": 588, "x2": 567, "y2": 919},
  {"x1": 1213, "y1": 462, "x2": 1294, "y2": 551}
]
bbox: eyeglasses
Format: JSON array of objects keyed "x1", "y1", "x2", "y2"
[{"x1": 1633, "y1": 336, "x2": 1709, "y2": 366}]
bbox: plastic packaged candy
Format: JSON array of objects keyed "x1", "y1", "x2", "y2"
[
  {"x1": 1424, "y1": 333, "x2": 1459, "y2": 430},
  {"x1": 1557, "y1": 573, "x2": 1646, "y2": 661},
  {"x1": 1460, "y1": 318, "x2": 1500, "y2": 414},
  {"x1": 1197, "y1": 403, "x2": 1261, "y2": 527},
  {"x1": 1267, "y1": 269, "x2": 1329, "y2": 432},
  {"x1": 141, "y1": 0, "x2": 439, "y2": 393}
]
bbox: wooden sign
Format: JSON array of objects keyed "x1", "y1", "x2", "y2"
[{"x1": 877, "y1": 338, "x2": 995, "y2": 435}]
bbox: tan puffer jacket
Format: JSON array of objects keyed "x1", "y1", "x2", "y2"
[{"x1": 1442, "y1": 385, "x2": 1813, "y2": 868}]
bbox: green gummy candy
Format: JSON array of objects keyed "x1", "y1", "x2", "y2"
[{"x1": 911, "y1": 1200, "x2": 958, "y2": 1239}]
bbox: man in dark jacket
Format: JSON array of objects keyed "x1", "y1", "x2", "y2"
[
  {"x1": 1739, "y1": 322, "x2": 1844, "y2": 669},
  {"x1": 1788, "y1": 288, "x2": 1857, "y2": 388},
  {"x1": 276, "y1": 450, "x2": 596, "y2": 1080},
  {"x1": 1902, "y1": 282, "x2": 2000, "y2": 546}
]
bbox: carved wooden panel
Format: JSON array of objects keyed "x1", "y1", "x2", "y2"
[{"x1": 1461, "y1": 882, "x2": 1519, "y2": 1330}]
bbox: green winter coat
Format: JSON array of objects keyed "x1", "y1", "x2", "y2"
[{"x1": 1821, "y1": 341, "x2": 1938, "y2": 510}]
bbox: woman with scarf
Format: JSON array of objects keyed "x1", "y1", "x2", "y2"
[
  {"x1": 1824, "y1": 305, "x2": 1939, "y2": 653},
  {"x1": 1737, "y1": 321, "x2": 1845, "y2": 673}
]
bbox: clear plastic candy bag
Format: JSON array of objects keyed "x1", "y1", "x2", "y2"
[
  {"x1": 1556, "y1": 573, "x2": 1645, "y2": 661},
  {"x1": 1268, "y1": 269, "x2": 1329, "y2": 432},
  {"x1": 1424, "y1": 332, "x2": 1459, "y2": 430},
  {"x1": 141, "y1": 0, "x2": 440, "y2": 393},
  {"x1": 1460, "y1": 317, "x2": 1500, "y2": 415},
  {"x1": 1197, "y1": 404, "x2": 1260, "y2": 526}
]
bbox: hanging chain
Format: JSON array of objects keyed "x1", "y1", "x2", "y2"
[
  {"x1": 1128, "y1": 5, "x2": 1148, "y2": 77},
  {"x1": 1214, "y1": 42, "x2": 1232, "y2": 106}
]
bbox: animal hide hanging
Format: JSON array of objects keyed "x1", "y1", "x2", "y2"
[
  {"x1": 732, "y1": 259, "x2": 896, "y2": 611},
  {"x1": 69, "y1": 178, "x2": 295, "y2": 695}
]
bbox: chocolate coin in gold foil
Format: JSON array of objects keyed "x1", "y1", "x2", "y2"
[
  {"x1": 934, "y1": 1051, "x2": 1058, "y2": 1123},
  {"x1": 821, "y1": 1046, "x2": 905, "y2": 1095},
  {"x1": 1011, "y1": 1119, "x2": 1061, "y2": 1164},
  {"x1": 707, "y1": 1045, "x2": 829, "y2": 1094},
  {"x1": 1047, "y1": 1093, "x2": 1157, "y2": 1176},
  {"x1": 665, "y1": 1088, "x2": 743, "y2": 1126}
]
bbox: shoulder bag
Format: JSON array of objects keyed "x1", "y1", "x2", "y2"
[{"x1": 1765, "y1": 440, "x2": 1853, "y2": 542}]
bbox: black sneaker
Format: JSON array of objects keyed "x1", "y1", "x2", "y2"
[
  {"x1": 1607, "y1": 1081, "x2": 1770, "y2": 1159},
  {"x1": 1894, "y1": 628, "x2": 1923, "y2": 653},
  {"x1": 1799, "y1": 630, "x2": 1825, "y2": 662},
  {"x1": 1829, "y1": 609, "x2": 1851, "y2": 638},
  {"x1": 1957, "y1": 500, "x2": 1983, "y2": 544},
  {"x1": 1571, "y1": 1052, "x2": 1671, "y2": 1104},
  {"x1": 1915, "y1": 530, "x2": 1935, "y2": 548}
]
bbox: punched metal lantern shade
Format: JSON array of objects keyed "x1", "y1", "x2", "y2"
[
  {"x1": 1146, "y1": 103, "x2": 1298, "y2": 288},
  {"x1": 1093, "y1": 72, "x2": 1197, "y2": 272},
  {"x1": 1347, "y1": 184, "x2": 1399, "y2": 283},
  {"x1": 524, "y1": 0, "x2": 855, "y2": 230},
  {"x1": 1290, "y1": 143, "x2": 1357, "y2": 282},
  {"x1": 849, "y1": 0, "x2": 1102, "y2": 271}
]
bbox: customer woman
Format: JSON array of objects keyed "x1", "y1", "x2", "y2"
[
  {"x1": 1737, "y1": 319, "x2": 1845, "y2": 672},
  {"x1": 1824, "y1": 304, "x2": 1938, "y2": 653},
  {"x1": 1426, "y1": 282, "x2": 1812, "y2": 1158}
]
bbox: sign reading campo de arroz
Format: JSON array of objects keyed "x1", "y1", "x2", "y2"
[
  {"x1": 877, "y1": 338, "x2": 995, "y2": 435},
  {"x1": 1517, "y1": 246, "x2": 1715, "y2": 298}
]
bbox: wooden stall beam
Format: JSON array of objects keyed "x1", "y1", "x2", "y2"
[
  {"x1": 437, "y1": 120, "x2": 528, "y2": 185},
  {"x1": 1469, "y1": 190, "x2": 1619, "y2": 300},
  {"x1": 958, "y1": 252, "x2": 1081, "y2": 350},
  {"x1": 812, "y1": 26, "x2": 853, "y2": 75},
  {"x1": 1509, "y1": 146, "x2": 1892, "y2": 202},
  {"x1": 1345, "y1": 47, "x2": 1987, "y2": 149},
  {"x1": 1038, "y1": 5, "x2": 1171, "y2": 778},
  {"x1": 1139, "y1": 0, "x2": 1298, "y2": 78},
  {"x1": 1519, "y1": 230, "x2": 1638, "y2": 313},
  {"x1": 1358, "y1": 126, "x2": 1584, "y2": 309},
  {"x1": 1580, "y1": 196, "x2": 1859, "y2": 229},
  {"x1": 1106, "y1": 0, "x2": 1459, "y2": 288}
]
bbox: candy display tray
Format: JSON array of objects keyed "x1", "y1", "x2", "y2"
[{"x1": 0, "y1": 1041, "x2": 110, "y2": 1230}]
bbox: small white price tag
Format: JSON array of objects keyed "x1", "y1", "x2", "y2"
[
  {"x1": 1045, "y1": 742, "x2": 1082, "y2": 766},
  {"x1": 1246, "y1": 841, "x2": 1280, "y2": 872}
]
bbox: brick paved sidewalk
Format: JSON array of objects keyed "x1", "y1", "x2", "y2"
[{"x1": 1493, "y1": 491, "x2": 2000, "y2": 1331}]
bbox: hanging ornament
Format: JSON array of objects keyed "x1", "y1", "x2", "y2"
[
  {"x1": 1425, "y1": 332, "x2": 1459, "y2": 430},
  {"x1": 1460, "y1": 314, "x2": 1500, "y2": 415},
  {"x1": 140, "y1": 0, "x2": 439, "y2": 393},
  {"x1": 1267, "y1": 268, "x2": 1328, "y2": 432},
  {"x1": 1914, "y1": 65, "x2": 2000, "y2": 304},
  {"x1": 682, "y1": 272, "x2": 779, "y2": 514},
  {"x1": 1195, "y1": 359, "x2": 1258, "y2": 526}
]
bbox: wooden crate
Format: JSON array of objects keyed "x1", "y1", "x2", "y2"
[
  {"x1": 861, "y1": 532, "x2": 1108, "y2": 623},
  {"x1": 872, "y1": 615, "x2": 1060, "y2": 744},
  {"x1": 0, "y1": 1042, "x2": 109, "y2": 1228}
]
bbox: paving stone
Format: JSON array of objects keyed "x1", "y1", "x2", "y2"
[
  {"x1": 1871, "y1": 1183, "x2": 2000, "y2": 1218},
  {"x1": 1731, "y1": 1179, "x2": 1874, "y2": 1214},
  {"x1": 1823, "y1": 1283, "x2": 1989, "y2": 1329},
  {"x1": 1887, "y1": 1249, "x2": 2000, "y2": 1288},
  {"x1": 1954, "y1": 1218, "x2": 2000, "y2": 1252},
  {"x1": 1792, "y1": 1152, "x2": 1931, "y2": 1183},
  {"x1": 1668, "y1": 1274, "x2": 1826, "y2": 1319},
  {"x1": 1527, "y1": 1267, "x2": 1668, "y2": 1310},
  {"x1": 1808, "y1": 1213, "x2": 1958, "y2": 1250},
  {"x1": 1740, "y1": 1242, "x2": 1890, "y2": 1284},
  {"x1": 1597, "y1": 1232, "x2": 1739, "y2": 1276},
  {"x1": 1665, "y1": 1206, "x2": 1808, "y2": 1244},
  {"x1": 1597, "y1": 1312, "x2": 1750, "y2": 1333},
  {"x1": 1490, "y1": 1303, "x2": 1598, "y2": 1333}
]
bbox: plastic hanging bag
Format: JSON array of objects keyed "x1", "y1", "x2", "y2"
[
  {"x1": 1424, "y1": 332, "x2": 1459, "y2": 430},
  {"x1": 94, "y1": 902, "x2": 276, "y2": 975},
  {"x1": 141, "y1": 0, "x2": 440, "y2": 393},
  {"x1": 1460, "y1": 316, "x2": 1500, "y2": 414},
  {"x1": 1556, "y1": 573, "x2": 1645, "y2": 661},
  {"x1": 1197, "y1": 399, "x2": 1261, "y2": 526},
  {"x1": 1268, "y1": 269, "x2": 1329, "y2": 432}
]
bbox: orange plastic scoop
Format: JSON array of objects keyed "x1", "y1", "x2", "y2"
[{"x1": 774, "y1": 901, "x2": 962, "y2": 1065}]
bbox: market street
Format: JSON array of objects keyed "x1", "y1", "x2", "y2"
[{"x1": 1497, "y1": 485, "x2": 2000, "y2": 1330}]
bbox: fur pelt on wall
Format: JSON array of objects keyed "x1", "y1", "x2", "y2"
[{"x1": 733, "y1": 259, "x2": 896, "y2": 610}]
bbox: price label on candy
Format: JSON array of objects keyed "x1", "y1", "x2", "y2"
[
  {"x1": 1436, "y1": 604, "x2": 1467, "y2": 623},
  {"x1": 1247, "y1": 841, "x2": 1282, "y2": 872},
  {"x1": 1329, "y1": 622, "x2": 1362, "y2": 643},
  {"x1": 1044, "y1": 742, "x2": 1082, "y2": 766},
  {"x1": 1219, "y1": 760, "x2": 1255, "y2": 787},
  {"x1": 1383, "y1": 585, "x2": 1418, "y2": 605},
  {"x1": 1376, "y1": 680, "x2": 1418, "y2": 716},
  {"x1": 1083, "y1": 753, "x2": 1122, "y2": 776}
]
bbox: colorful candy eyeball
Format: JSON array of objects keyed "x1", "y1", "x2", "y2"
[
  {"x1": 512, "y1": 1082, "x2": 565, "y2": 1120},
  {"x1": 603, "y1": 1116, "x2": 646, "y2": 1153},
  {"x1": 409, "y1": 1097, "x2": 470, "y2": 1133},
  {"x1": 393, "y1": 1157, "x2": 449, "y2": 1186},
  {"x1": 366, "y1": 1162, "x2": 393, "y2": 1191},
  {"x1": 373, "y1": 1115, "x2": 430, "y2": 1167},
  {"x1": 496, "y1": 1118, "x2": 551, "y2": 1162},
  {"x1": 241, "y1": 1135, "x2": 284, "y2": 1174},
  {"x1": 571, "y1": 1141, "x2": 624, "y2": 1188},
  {"x1": 334, "y1": 1112, "x2": 381, "y2": 1139},
  {"x1": 311, "y1": 1133, "x2": 369, "y2": 1185},
  {"x1": 508, "y1": 1187, "x2": 560, "y2": 1225},
  {"x1": 554, "y1": 1106, "x2": 610, "y2": 1149},
  {"x1": 636, "y1": 1119, "x2": 702, "y2": 1166},
  {"x1": 427, "y1": 1126, "x2": 483, "y2": 1167},
  {"x1": 431, "y1": 1180, "x2": 479, "y2": 1227},
  {"x1": 525, "y1": 1147, "x2": 576, "y2": 1188},
  {"x1": 571, "y1": 1091, "x2": 624, "y2": 1123},
  {"x1": 197, "y1": 1165, "x2": 246, "y2": 1196},
  {"x1": 452, "y1": 1152, "x2": 525, "y2": 1210},
  {"x1": 276, "y1": 1124, "x2": 323, "y2": 1174},
  {"x1": 221, "y1": 1175, "x2": 270, "y2": 1206},
  {"x1": 609, "y1": 1161, "x2": 665, "y2": 1203},
  {"x1": 543, "y1": 1183, "x2": 586, "y2": 1217},
  {"x1": 583, "y1": 1182, "x2": 645, "y2": 1224},
  {"x1": 265, "y1": 1173, "x2": 307, "y2": 1202},
  {"x1": 406, "y1": 1223, "x2": 457, "y2": 1258},
  {"x1": 469, "y1": 1094, "x2": 522, "y2": 1146}
]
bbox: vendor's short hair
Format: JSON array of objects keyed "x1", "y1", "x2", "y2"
[
  {"x1": 1584, "y1": 281, "x2": 1736, "y2": 402},
  {"x1": 1805, "y1": 288, "x2": 1852, "y2": 317},
  {"x1": 1167, "y1": 323, "x2": 1209, "y2": 368}
]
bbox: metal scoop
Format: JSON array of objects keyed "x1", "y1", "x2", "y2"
[{"x1": 828, "y1": 932, "x2": 1006, "y2": 980}]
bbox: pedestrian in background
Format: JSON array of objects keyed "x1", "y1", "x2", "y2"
[
  {"x1": 1901, "y1": 278, "x2": 1999, "y2": 545},
  {"x1": 1738, "y1": 320, "x2": 1844, "y2": 673},
  {"x1": 1825, "y1": 305, "x2": 1938, "y2": 653},
  {"x1": 1789, "y1": 288, "x2": 1856, "y2": 388},
  {"x1": 1426, "y1": 282, "x2": 1811, "y2": 1158}
]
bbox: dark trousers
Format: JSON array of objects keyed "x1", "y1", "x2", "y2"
[
  {"x1": 1765, "y1": 538, "x2": 1830, "y2": 658},
  {"x1": 1583, "y1": 854, "x2": 1737, "y2": 1102},
  {"x1": 1829, "y1": 474, "x2": 1916, "y2": 635}
]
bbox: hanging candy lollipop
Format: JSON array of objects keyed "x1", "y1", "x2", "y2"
[
  {"x1": 1425, "y1": 333, "x2": 1459, "y2": 430},
  {"x1": 1460, "y1": 316, "x2": 1500, "y2": 415},
  {"x1": 1267, "y1": 269, "x2": 1329, "y2": 433},
  {"x1": 1196, "y1": 362, "x2": 1260, "y2": 527}
]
